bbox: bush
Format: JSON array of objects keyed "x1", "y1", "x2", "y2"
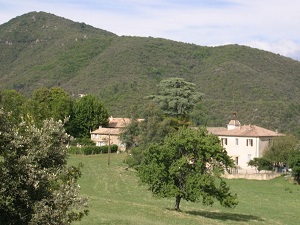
[
  {"x1": 110, "y1": 144, "x2": 118, "y2": 153},
  {"x1": 82, "y1": 146, "x2": 101, "y2": 155},
  {"x1": 124, "y1": 147, "x2": 144, "y2": 168},
  {"x1": 68, "y1": 145, "x2": 118, "y2": 155},
  {"x1": 70, "y1": 137, "x2": 96, "y2": 146},
  {"x1": 99, "y1": 144, "x2": 118, "y2": 154},
  {"x1": 68, "y1": 146, "x2": 83, "y2": 154},
  {"x1": 248, "y1": 157, "x2": 273, "y2": 171}
]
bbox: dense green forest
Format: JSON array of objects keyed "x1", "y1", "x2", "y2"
[{"x1": 1, "y1": 11, "x2": 300, "y2": 136}]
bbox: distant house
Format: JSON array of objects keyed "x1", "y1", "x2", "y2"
[
  {"x1": 90, "y1": 116, "x2": 143, "y2": 151},
  {"x1": 207, "y1": 120, "x2": 283, "y2": 172}
]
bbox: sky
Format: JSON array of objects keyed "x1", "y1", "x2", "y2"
[{"x1": 1, "y1": 0, "x2": 300, "y2": 61}]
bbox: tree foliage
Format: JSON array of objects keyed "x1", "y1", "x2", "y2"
[
  {"x1": 288, "y1": 151, "x2": 300, "y2": 184},
  {"x1": 66, "y1": 94, "x2": 109, "y2": 138},
  {"x1": 138, "y1": 103, "x2": 180, "y2": 146},
  {"x1": 0, "y1": 113, "x2": 88, "y2": 224},
  {"x1": 122, "y1": 103, "x2": 184, "y2": 166},
  {"x1": 119, "y1": 119, "x2": 140, "y2": 151},
  {"x1": 0, "y1": 89, "x2": 27, "y2": 125},
  {"x1": 263, "y1": 134, "x2": 298, "y2": 167},
  {"x1": 247, "y1": 157, "x2": 273, "y2": 172},
  {"x1": 146, "y1": 78, "x2": 202, "y2": 119},
  {"x1": 138, "y1": 126, "x2": 238, "y2": 210},
  {"x1": 27, "y1": 87, "x2": 72, "y2": 126}
]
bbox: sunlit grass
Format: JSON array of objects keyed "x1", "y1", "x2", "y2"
[{"x1": 69, "y1": 153, "x2": 300, "y2": 225}]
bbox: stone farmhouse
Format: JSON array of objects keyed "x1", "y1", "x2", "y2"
[
  {"x1": 90, "y1": 117, "x2": 129, "y2": 151},
  {"x1": 207, "y1": 119, "x2": 283, "y2": 173},
  {"x1": 90, "y1": 116, "x2": 143, "y2": 151}
]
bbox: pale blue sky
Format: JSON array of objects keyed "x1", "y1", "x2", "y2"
[{"x1": 1, "y1": 0, "x2": 300, "y2": 60}]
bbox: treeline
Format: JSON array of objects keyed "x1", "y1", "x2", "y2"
[{"x1": 0, "y1": 87, "x2": 109, "y2": 139}]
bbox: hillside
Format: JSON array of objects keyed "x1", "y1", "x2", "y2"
[{"x1": 1, "y1": 11, "x2": 300, "y2": 135}]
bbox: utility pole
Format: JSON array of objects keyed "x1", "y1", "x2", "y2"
[{"x1": 108, "y1": 133, "x2": 111, "y2": 165}]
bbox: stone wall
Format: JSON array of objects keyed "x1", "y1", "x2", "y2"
[{"x1": 223, "y1": 172, "x2": 282, "y2": 180}]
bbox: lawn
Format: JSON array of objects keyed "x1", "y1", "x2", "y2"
[{"x1": 69, "y1": 153, "x2": 300, "y2": 225}]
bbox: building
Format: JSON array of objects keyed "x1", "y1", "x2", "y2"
[
  {"x1": 207, "y1": 120, "x2": 283, "y2": 172},
  {"x1": 90, "y1": 116, "x2": 143, "y2": 151}
]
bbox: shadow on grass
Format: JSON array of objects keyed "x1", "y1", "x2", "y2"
[{"x1": 184, "y1": 210, "x2": 264, "y2": 222}]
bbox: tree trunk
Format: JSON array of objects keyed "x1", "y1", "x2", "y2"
[{"x1": 174, "y1": 195, "x2": 181, "y2": 211}]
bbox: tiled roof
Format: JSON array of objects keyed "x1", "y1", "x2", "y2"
[
  {"x1": 207, "y1": 124, "x2": 283, "y2": 137},
  {"x1": 91, "y1": 127, "x2": 121, "y2": 135},
  {"x1": 108, "y1": 117, "x2": 131, "y2": 128},
  {"x1": 91, "y1": 117, "x2": 144, "y2": 135}
]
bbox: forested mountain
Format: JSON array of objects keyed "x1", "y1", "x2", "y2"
[{"x1": 1, "y1": 11, "x2": 300, "y2": 135}]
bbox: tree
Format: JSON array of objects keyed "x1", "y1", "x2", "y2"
[
  {"x1": 288, "y1": 151, "x2": 300, "y2": 184},
  {"x1": 263, "y1": 134, "x2": 298, "y2": 169},
  {"x1": 248, "y1": 157, "x2": 273, "y2": 172},
  {"x1": 0, "y1": 89, "x2": 27, "y2": 125},
  {"x1": 119, "y1": 118, "x2": 141, "y2": 151},
  {"x1": 134, "y1": 102, "x2": 178, "y2": 147},
  {"x1": 47, "y1": 87, "x2": 73, "y2": 121},
  {"x1": 0, "y1": 114, "x2": 88, "y2": 224},
  {"x1": 123, "y1": 103, "x2": 185, "y2": 168},
  {"x1": 67, "y1": 95, "x2": 109, "y2": 138},
  {"x1": 27, "y1": 87, "x2": 72, "y2": 126},
  {"x1": 146, "y1": 78, "x2": 202, "y2": 119},
  {"x1": 138, "y1": 126, "x2": 238, "y2": 211}
]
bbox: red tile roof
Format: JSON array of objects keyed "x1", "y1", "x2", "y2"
[
  {"x1": 108, "y1": 117, "x2": 131, "y2": 128},
  {"x1": 207, "y1": 124, "x2": 283, "y2": 137},
  {"x1": 91, "y1": 127, "x2": 121, "y2": 135},
  {"x1": 91, "y1": 117, "x2": 144, "y2": 135}
]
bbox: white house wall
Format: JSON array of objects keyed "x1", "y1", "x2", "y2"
[
  {"x1": 258, "y1": 137, "x2": 272, "y2": 157},
  {"x1": 219, "y1": 135, "x2": 260, "y2": 169}
]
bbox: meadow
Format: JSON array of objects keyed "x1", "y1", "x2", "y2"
[{"x1": 70, "y1": 153, "x2": 300, "y2": 225}]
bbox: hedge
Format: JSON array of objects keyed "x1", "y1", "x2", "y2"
[{"x1": 68, "y1": 144, "x2": 119, "y2": 155}]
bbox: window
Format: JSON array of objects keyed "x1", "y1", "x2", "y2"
[
  {"x1": 235, "y1": 157, "x2": 239, "y2": 165},
  {"x1": 97, "y1": 141, "x2": 105, "y2": 146},
  {"x1": 246, "y1": 139, "x2": 253, "y2": 146},
  {"x1": 235, "y1": 138, "x2": 239, "y2": 146},
  {"x1": 221, "y1": 138, "x2": 228, "y2": 146}
]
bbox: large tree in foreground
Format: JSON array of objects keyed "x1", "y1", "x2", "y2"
[
  {"x1": 0, "y1": 113, "x2": 88, "y2": 224},
  {"x1": 138, "y1": 126, "x2": 238, "y2": 210}
]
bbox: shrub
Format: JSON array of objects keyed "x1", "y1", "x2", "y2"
[
  {"x1": 68, "y1": 145, "x2": 118, "y2": 155},
  {"x1": 100, "y1": 145, "x2": 108, "y2": 154},
  {"x1": 99, "y1": 144, "x2": 118, "y2": 154},
  {"x1": 248, "y1": 157, "x2": 273, "y2": 171},
  {"x1": 70, "y1": 137, "x2": 96, "y2": 146},
  {"x1": 110, "y1": 144, "x2": 118, "y2": 153},
  {"x1": 124, "y1": 147, "x2": 144, "y2": 168},
  {"x1": 82, "y1": 146, "x2": 101, "y2": 155},
  {"x1": 68, "y1": 146, "x2": 83, "y2": 154}
]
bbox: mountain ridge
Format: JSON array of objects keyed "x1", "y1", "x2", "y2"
[{"x1": 1, "y1": 11, "x2": 300, "y2": 136}]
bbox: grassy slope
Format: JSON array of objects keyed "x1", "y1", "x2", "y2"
[
  {"x1": 1, "y1": 12, "x2": 300, "y2": 135},
  {"x1": 69, "y1": 154, "x2": 300, "y2": 225}
]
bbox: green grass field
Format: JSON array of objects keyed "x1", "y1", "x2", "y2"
[{"x1": 69, "y1": 153, "x2": 300, "y2": 225}]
